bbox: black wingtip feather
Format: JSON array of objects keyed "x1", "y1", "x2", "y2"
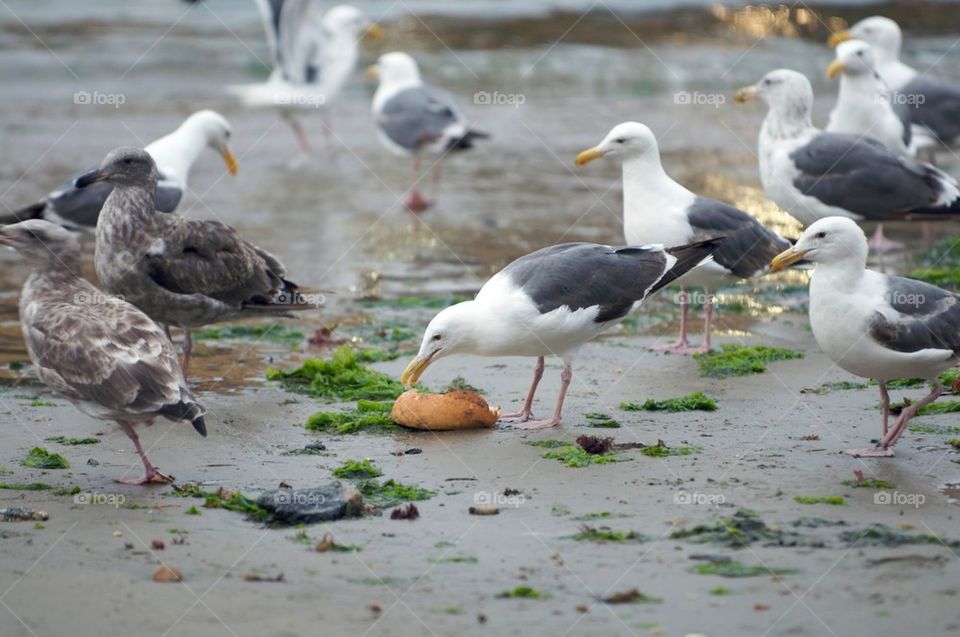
[
  {"x1": 192, "y1": 415, "x2": 207, "y2": 437},
  {"x1": 0, "y1": 201, "x2": 44, "y2": 225},
  {"x1": 655, "y1": 237, "x2": 725, "y2": 292}
]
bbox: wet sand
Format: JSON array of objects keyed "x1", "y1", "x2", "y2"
[{"x1": 1, "y1": 2, "x2": 960, "y2": 636}]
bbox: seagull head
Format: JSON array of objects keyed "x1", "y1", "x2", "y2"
[
  {"x1": 0, "y1": 219, "x2": 81, "y2": 265},
  {"x1": 771, "y1": 217, "x2": 867, "y2": 271},
  {"x1": 182, "y1": 110, "x2": 238, "y2": 176},
  {"x1": 735, "y1": 69, "x2": 812, "y2": 118},
  {"x1": 402, "y1": 302, "x2": 478, "y2": 388},
  {"x1": 324, "y1": 5, "x2": 383, "y2": 40},
  {"x1": 827, "y1": 40, "x2": 877, "y2": 80},
  {"x1": 829, "y1": 16, "x2": 902, "y2": 63},
  {"x1": 575, "y1": 122, "x2": 659, "y2": 166},
  {"x1": 368, "y1": 52, "x2": 421, "y2": 87},
  {"x1": 75, "y1": 147, "x2": 159, "y2": 190}
]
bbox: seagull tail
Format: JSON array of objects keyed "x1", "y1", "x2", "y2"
[
  {"x1": 445, "y1": 129, "x2": 490, "y2": 152},
  {"x1": 655, "y1": 237, "x2": 725, "y2": 292},
  {"x1": 0, "y1": 201, "x2": 45, "y2": 225},
  {"x1": 159, "y1": 399, "x2": 207, "y2": 437},
  {"x1": 909, "y1": 164, "x2": 960, "y2": 217}
]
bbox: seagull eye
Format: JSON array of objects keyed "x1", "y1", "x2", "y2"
[
  {"x1": 224, "y1": 130, "x2": 231, "y2": 139},
  {"x1": 815, "y1": 231, "x2": 827, "y2": 239},
  {"x1": 431, "y1": 334, "x2": 441, "y2": 341},
  {"x1": 615, "y1": 138, "x2": 625, "y2": 144}
]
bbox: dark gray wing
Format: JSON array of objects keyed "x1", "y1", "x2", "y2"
[
  {"x1": 869, "y1": 276, "x2": 960, "y2": 354},
  {"x1": 502, "y1": 240, "x2": 719, "y2": 323},
  {"x1": 897, "y1": 76, "x2": 960, "y2": 147},
  {"x1": 789, "y1": 133, "x2": 953, "y2": 219},
  {"x1": 686, "y1": 197, "x2": 790, "y2": 278},
  {"x1": 154, "y1": 183, "x2": 183, "y2": 213},
  {"x1": 40, "y1": 168, "x2": 179, "y2": 229},
  {"x1": 378, "y1": 86, "x2": 461, "y2": 151}
]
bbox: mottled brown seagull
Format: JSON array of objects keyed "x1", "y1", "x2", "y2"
[
  {"x1": 0, "y1": 219, "x2": 206, "y2": 484},
  {"x1": 80, "y1": 147, "x2": 313, "y2": 376}
]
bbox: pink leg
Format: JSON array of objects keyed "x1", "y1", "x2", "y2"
[
  {"x1": 694, "y1": 293, "x2": 715, "y2": 354},
  {"x1": 405, "y1": 156, "x2": 430, "y2": 213},
  {"x1": 878, "y1": 382, "x2": 890, "y2": 436},
  {"x1": 431, "y1": 163, "x2": 442, "y2": 198},
  {"x1": 845, "y1": 382, "x2": 941, "y2": 457},
  {"x1": 281, "y1": 112, "x2": 312, "y2": 154},
  {"x1": 115, "y1": 421, "x2": 172, "y2": 485},
  {"x1": 513, "y1": 363, "x2": 572, "y2": 430},
  {"x1": 650, "y1": 287, "x2": 692, "y2": 353},
  {"x1": 499, "y1": 357, "x2": 544, "y2": 422},
  {"x1": 867, "y1": 224, "x2": 902, "y2": 266},
  {"x1": 181, "y1": 330, "x2": 193, "y2": 378}
]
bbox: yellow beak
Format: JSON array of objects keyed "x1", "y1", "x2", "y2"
[
  {"x1": 828, "y1": 30, "x2": 852, "y2": 47},
  {"x1": 826, "y1": 59, "x2": 845, "y2": 80},
  {"x1": 575, "y1": 148, "x2": 605, "y2": 166},
  {"x1": 734, "y1": 86, "x2": 757, "y2": 104},
  {"x1": 401, "y1": 354, "x2": 434, "y2": 388},
  {"x1": 365, "y1": 65, "x2": 378, "y2": 81},
  {"x1": 770, "y1": 246, "x2": 808, "y2": 272},
  {"x1": 221, "y1": 148, "x2": 239, "y2": 176},
  {"x1": 364, "y1": 23, "x2": 384, "y2": 41}
]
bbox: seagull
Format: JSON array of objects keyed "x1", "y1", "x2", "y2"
[
  {"x1": 734, "y1": 69, "x2": 960, "y2": 251},
  {"x1": 575, "y1": 122, "x2": 794, "y2": 354},
  {"x1": 369, "y1": 52, "x2": 489, "y2": 213},
  {"x1": 230, "y1": 3, "x2": 383, "y2": 153},
  {"x1": 2, "y1": 110, "x2": 237, "y2": 230},
  {"x1": 826, "y1": 40, "x2": 914, "y2": 157},
  {"x1": 401, "y1": 238, "x2": 720, "y2": 429},
  {"x1": 80, "y1": 147, "x2": 314, "y2": 376},
  {"x1": 830, "y1": 16, "x2": 960, "y2": 156},
  {"x1": 770, "y1": 216, "x2": 959, "y2": 457},
  {"x1": 0, "y1": 219, "x2": 206, "y2": 484}
]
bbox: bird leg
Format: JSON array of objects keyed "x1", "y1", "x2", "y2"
[
  {"x1": 115, "y1": 421, "x2": 172, "y2": 485},
  {"x1": 844, "y1": 382, "x2": 942, "y2": 457},
  {"x1": 499, "y1": 356, "x2": 544, "y2": 422},
  {"x1": 650, "y1": 287, "x2": 691, "y2": 353},
  {"x1": 696, "y1": 293, "x2": 715, "y2": 354},
  {"x1": 282, "y1": 112, "x2": 312, "y2": 154},
  {"x1": 512, "y1": 363, "x2": 571, "y2": 430},
  {"x1": 404, "y1": 156, "x2": 430, "y2": 213},
  {"x1": 878, "y1": 381, "x2": 890, "y2": 436},
  {"x1": 431, "y1": 163, "x2": 442, "y2": 198},
  {"x1": 180, "y1": 330, "x2": 193, "y2": 378},
  {"x1": 867, "y1": 224, "x2": 902, "y2": 268}
]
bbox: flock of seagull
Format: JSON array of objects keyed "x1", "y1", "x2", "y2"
[{"x1": 2, "y1": 6, "x2": 960, "y2": 484}]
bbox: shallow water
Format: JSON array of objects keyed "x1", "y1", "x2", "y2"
[{"x1": 0, "y1": 1, "x2": 958, "y2": 389}]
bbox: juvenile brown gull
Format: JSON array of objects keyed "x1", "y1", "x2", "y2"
[
  {"x1": 80, "y1": 147, "x2": 314, "y2": 376},
  {"x1": 0, "y1": 219, "x2": 206, "y2": 484}
]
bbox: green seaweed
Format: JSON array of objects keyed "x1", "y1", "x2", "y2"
[
  {"x1": 542, "y1": 445, "x2": 622, "y2": 468},
  {"x1": 52, "y1": 486, "x2": 81, "y2": 496},
  {"x1": 442, "y1": 376, "x2": 484, "y2": 394},
  {"x1": 794, "y1": 495, "x2": 845, "y2": 506},
  {"x1": 267, "y1": 345, "x2": 405, "y2": 402},
  {"x1": 893, "y1": 400, "x2": 960, "y2": 416},
  {"x1": 332, "y1": 459, "x2": 382, "y2": 479},
  {"x1": 907, "y1": 267, "x2": 960, "y2": 289},
  {"x1": 356, "y1": 295, "x2": 469, "y2": 309},
  {"x1": 573, "y1": 511, "x2": 629, "y2": 521},
  {"x1": 693, "y1": 558, "x2": 796, "y2": 577},
  {"x1": 841, "y1": 525, "x2": 960, "y2": 549},
  {"x1": 29, "y1": 399, "x2": 56, "y2": 407},
  {"x1": 195, "y1": 323, "x2": 304, "y2": 343},
  {"x1": 621, "y1": 391, "x2": 717, "y2": 412},
  {"x1": 429, "y1": 555, "x2": 478, "y2": 564},
  {"x1": 670, "y1": 509, "x2": 786, "y2": 547},
  {"x1": 305, "y1": 400, "x2": 398, "y2": 434},
  {"x1": 694, "y1": 345, "x2": 803, "y2": 379},
  {"x1": 0, "y1": 482, "x2": 51, "y2": 491},
  {"x1": 523, "y1": 439, "x2": 570, "y2": 449},
  {"x1": 357, "y1": 479, "x2": 434, "y2": 508},
  {"x1": 495, "y1": 586, "x2": 548, "y2": 600},
  {"x1": 170, "y1": 484, "x2": 270, "y2": 521},
  {"x1": 909, "y1": 423, "x2": 960, "y2": 435},
  {"x1": 601, "y1": 589, "x2": 662, "y2": 604},
  {"x1": 185, "y1": 505, "x2": 202, "y2": 515},
  {"x1": 709, "y1": 586, "x2": 732, "y2": 596},
  {"x1": 842, "y1": 479, "x2": 894, "y2": 489},
  {"x1": 583, "y1": 412, "x2": 621, "y2": 428},
  {"x1": 355, "y1": 348, "x2": 402, "y2": 363},
  {"x1": 21, "y1": 447, "x2": 69, "y2": 469},
  {"x1": 45, "y1": 436, "x2": 100, "y2": 445},
  {"x1": 640, "y1": 442, "x2": 700, "y2": 457},
  {"x1": 570, "y1": 525, "x2": 646, "y2": 543}
]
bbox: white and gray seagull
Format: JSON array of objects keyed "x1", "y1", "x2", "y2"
[
  {"x1": 830, "y1": 16, "x2": 960, "y2": 156},
  {"x1": 576, "y1": 121, "x2": 795, "y2": 354},
  {"x1": 230, "y1": 2, "x2": 383, "y2": 153},
  {"x1": 370, "y1": 52, "x2": 488, "y2": 213},
  {"x1": 402, "y1": 238, "x2": 720, "y2": 429},
  {"x1": 79, "y1": 147, "x2": 314, "y2": 376},
  {"x1": 0, "y1": 219, "x2": 206, "y2": 484},
  {"x1": 771, "y1": 216, "x2": 960, "y2": 457},
  {"x1": 2, "y1": 110, "x2": 237, "y2": 229},
  {"x1": 735, "y1": 69, "x2": 960, "y2": 250}
]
